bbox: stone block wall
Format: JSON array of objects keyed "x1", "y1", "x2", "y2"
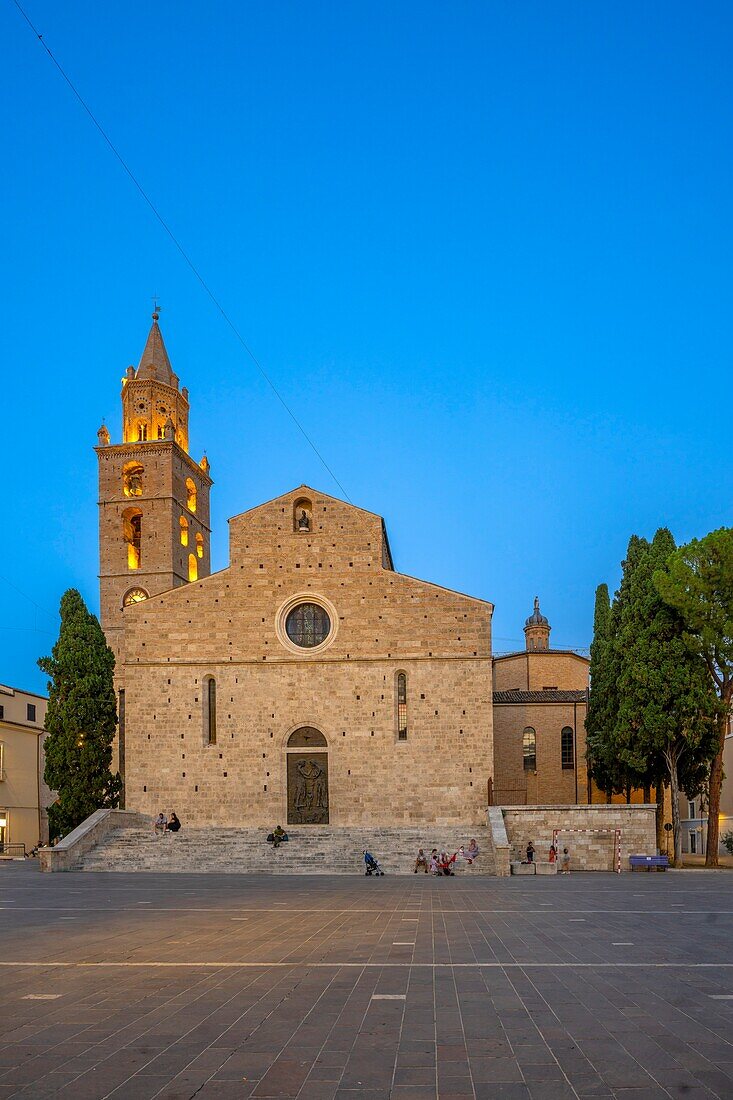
[{"x1": 501, "y1": 804, "x2": 658, "y2": 870}]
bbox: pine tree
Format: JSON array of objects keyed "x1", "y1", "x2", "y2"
[
  {"x1": 655, "y1": 528, "x2": 733, "y2": 866},
  {"x1": 39, "y1": 589, "x2": 122, "y2": 840}
]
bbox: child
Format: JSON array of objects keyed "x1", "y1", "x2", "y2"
[
  {"x1": 548, "y1": 844, "x2": 556, "y2": 864},
  {"x1": 560, "y1": 847, "x2": 570, "y2": 874}
]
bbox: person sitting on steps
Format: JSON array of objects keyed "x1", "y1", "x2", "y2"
[
  {"x1": 153, "y1": 813, "x2": 167, "y2": 836},
  {"x1": 166, "y1": 812, "x2": 181, "y2": 835},
  {"x1": 268, "y1": 825, "x2": 288, "y2": 848},
  {"x1": 414, "y1": 848, "x2": 429, "y2": 873}
]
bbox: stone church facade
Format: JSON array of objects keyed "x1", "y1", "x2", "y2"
[{"x1": 97, "y1": 316, "x2": 494, "y2": 827}]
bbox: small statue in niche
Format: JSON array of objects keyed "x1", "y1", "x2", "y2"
[{"x1": 298, "y1": 509, "x2": 310, "y2": 531}]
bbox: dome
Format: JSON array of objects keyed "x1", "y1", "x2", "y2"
[{"x1": 525, "y1": 596, "x2": 549, "y2": 627}]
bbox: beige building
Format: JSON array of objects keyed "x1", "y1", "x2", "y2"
[
  {"x1": 680, "y1": 723, "x2": 733, "y2": 857},
  {"x1": 98, "y1": 317, "x2": 494, "y2": 827},
  {"x1": 0, "y1": 684, "x2": 51, "y2": 852},
  {"x1": 492, "y1": 599, "x2": 590, "y2": 805}
]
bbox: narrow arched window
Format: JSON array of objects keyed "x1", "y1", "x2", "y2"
[
  {"x1": 122, "y1": 507, "x2": 142, "y2": 569},
  {"x1": 196, "y1": 532, "x2": 204, "y2": 559},
  {"x1": 137, "y1": 423, "x2": 148, "y2": 442},
  {"x1": 204, "y1": 677, "x2": 216, "y2": 745},
  {"x1": 561, "y1": 726, "x2": 574, "y2": 769},
  {"x1": 179, "y1": 516, "x2": 189, "y2": 546},
  {"x1": 396, "y1": 672, "x2": 408, "y2": 740},
  {"x1": 186, "y1": 477, "x2": 197, "y2": 513},
  {"x1": 523, "y1": 727, "x2": 536, "y2": 771},
  {"x1": 188, "y1": 553, "x2": 198, "y2": 582}
]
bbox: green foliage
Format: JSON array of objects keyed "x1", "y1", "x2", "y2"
[
  {"x1": 39, "y1": 589, "x2": 122, "y2": 840},
  {"x1": 654, "y1": 527, "x2": 733, "y2": 863},
  {"x1": 615, "y1": 528, "x2": 718, "y2": 789},
  {"x1": 586, "y1": 582, "x2": 626, "y2": 795},
  {"x1": 722, "y1": 831, "x2": 733, "y2": 857},
  {"x1": 654, "y1": 528, "x2": 733, "y2": 695}
]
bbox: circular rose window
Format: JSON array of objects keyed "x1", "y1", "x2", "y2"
[{"x1": 285, "y1": 602, "x2": 331, "y2": 648}]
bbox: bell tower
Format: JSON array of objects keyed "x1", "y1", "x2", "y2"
[
  {"x1": 96, "y1": 311, "x2": 213, "y2": 674},
  {"x1": 524, "y1": 596, "x2": 551, "y2": 652}
]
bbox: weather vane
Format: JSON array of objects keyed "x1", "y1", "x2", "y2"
[{"x1": 151, "y1": 294, "x2": 162, "y2": 320}]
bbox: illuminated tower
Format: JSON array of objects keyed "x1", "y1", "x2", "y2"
[{"x1": 96, "y1": 311, "x2": 212, "y2": 673}]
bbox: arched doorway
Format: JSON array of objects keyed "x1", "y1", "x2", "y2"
[{"x1": 286, "y1": 727, "x2": 329, "y2": 825}]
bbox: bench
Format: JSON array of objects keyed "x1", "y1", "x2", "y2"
[{"x1": 629, "y1": 854, "x2": 669, "y2": 872}]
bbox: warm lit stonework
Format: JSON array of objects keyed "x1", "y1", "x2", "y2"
[{"x1": 97, "y1": 317, "x2": 494, "y2": 827}]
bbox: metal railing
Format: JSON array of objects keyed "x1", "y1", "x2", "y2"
[
  {"x1": 0, "y1": 843, "x2": 26, "y2": 859},
  {"x1": 487, "y1": 778, "x2": 527, "y2": 806}
]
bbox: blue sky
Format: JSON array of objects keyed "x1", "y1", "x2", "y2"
[{"x1": 1, "y1": 2, "x2": 727, "y2": 694}]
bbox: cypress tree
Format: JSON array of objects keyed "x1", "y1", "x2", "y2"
[
  {"x1": 586, "y1": 538, "x2": 649, "y2": 801},
  {"x1": 615, "y1": 529, "x2": 717, "y2": 864},
  {"x1": 39, "y1": 589, "x2": 122, "y2": 841},
  {"x1": 585, "y1": 583, "x2": 623, "y2": 799}
]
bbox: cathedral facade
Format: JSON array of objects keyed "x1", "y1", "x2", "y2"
[{"x1": 96, "y1": 316, "x2": 494, "y2": 827}]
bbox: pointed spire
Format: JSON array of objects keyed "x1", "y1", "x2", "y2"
[{"x1": 136, "y1": 312, "x2": 174, "y2": 384}]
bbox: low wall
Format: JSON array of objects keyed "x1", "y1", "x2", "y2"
[
  {"x1": 38, "y1": 809, "x2": 147, "y2": 872},
  {"x1": 500, "y1": 804, "x2": 658, "y2": 872}
]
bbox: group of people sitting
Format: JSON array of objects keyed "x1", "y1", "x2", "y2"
[
  {"x1": 414, "y1": 839, "x2": 480, "y2": 875},
  {"x1": 152, "y1": 812, "x2": 181, "y2": 835}
]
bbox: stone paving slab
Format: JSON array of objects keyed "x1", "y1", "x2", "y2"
[{"x1": 0, "y1": 863, "x2": 732, "y2": 1097}]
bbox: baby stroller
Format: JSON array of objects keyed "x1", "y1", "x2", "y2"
[{"x1": 363, "y1": 849, "x2": 384, "y2": 876}]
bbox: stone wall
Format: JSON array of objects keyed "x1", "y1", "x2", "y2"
[
  {"x1": 501, "y1": 804, "x2": 658, "y2": 871},
  {"x1": 118, "y1": 488, "x2": 494, "y2": 828}
]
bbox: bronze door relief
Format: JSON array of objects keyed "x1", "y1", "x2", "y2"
[{"x1": 287, "y1": 752, "x2": 329, "y2": 825}]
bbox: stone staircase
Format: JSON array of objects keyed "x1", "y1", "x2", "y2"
[{"x1": 77, "y1": 825, "x2": 494, "y2": 875}]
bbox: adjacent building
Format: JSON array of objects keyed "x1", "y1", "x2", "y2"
[
  {"x1": 0, "y1": 684, "x2": 51, "y2": 852},
  {"x1": 492, "y1": 599, "x2": 590, "y2": 805}
]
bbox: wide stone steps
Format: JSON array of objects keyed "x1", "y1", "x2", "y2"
[{"x1": 77, "y1": 825, "x2": 493, "y2": 875}]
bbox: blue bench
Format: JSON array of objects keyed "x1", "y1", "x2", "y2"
[{"x1": 629, "y1": 854, "x2": 669, "y2": 871}]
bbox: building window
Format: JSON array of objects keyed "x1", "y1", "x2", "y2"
[
  {"x1": 204, "y1": 678, "x2": 216, "y2": 745},
  {"x1": 285, "y1": 603, "x2": 331, "y2": 648},
  {"x1": 123, "y1": 508, "x2": 142, "y2": 569},
  {"x1": 27, "y1": 703, "x2": 36, "y2": 723},
  {"x1": 0, "y1": 705, "x2": 4, "y2": 720},
  {"x1": 188, "y1": 553, "x2": 198, "y2": 582},
  {"x1": 523, "y1": 727, "x2": 536, "y2": 771},
  {"x1": 185, "y1": 477, "x2": 197, "y2": 513},
  {"x1": 688, "y1": 800, "x2": 696, "y2": 820},
  {"x1": 137, "y1": 423, "x2": 148, "y2": 442},
  {"x1": 397, "y1": 672, "x2": 408, "y2": 740},
  {"x1": 180, "y1": 516, "x2": 189, "y2": 546},
  {"x1": 561, "y1": 726, "x2": 574, "y2": 769},
  {"x1": 196, "y1": 532, "x2": 204, "y2": 559},
  {"x1": 0, "y1": 741, "x2": 5, "y2": 780},
  {"x1": 689, "y1": 831, "x2": 697, "y2": 854}
]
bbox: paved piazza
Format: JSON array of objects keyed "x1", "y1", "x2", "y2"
[{"x1": 1, "y1": 866, "x2": 732, "y2": 1099}]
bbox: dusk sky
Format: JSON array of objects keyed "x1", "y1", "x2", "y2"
[{"x1": 2, "y1": 1, "x2": 728, "y2": 695}]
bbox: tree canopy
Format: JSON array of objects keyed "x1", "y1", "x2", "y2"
[
  {"x1": 39, "y1": 589, "x2": 122, "y2": 840},
  {"x1": 655, "y1": 527, "x2": 733, "y2": 865}
]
